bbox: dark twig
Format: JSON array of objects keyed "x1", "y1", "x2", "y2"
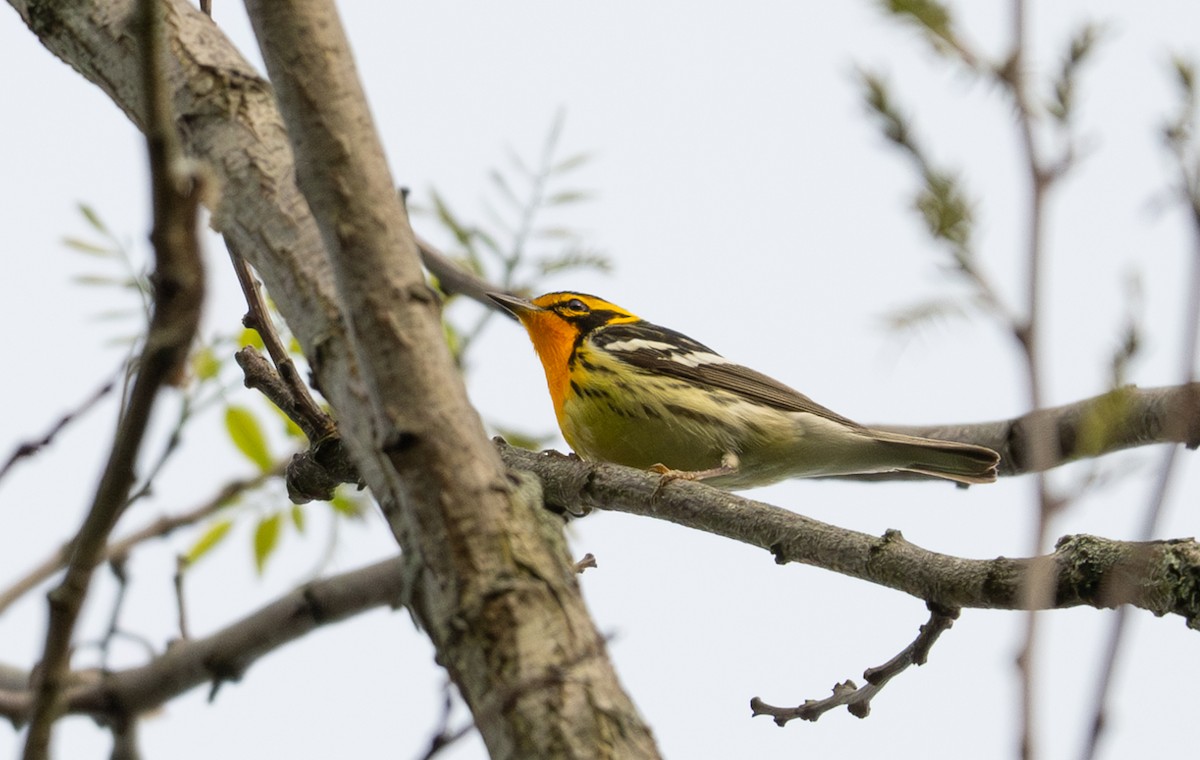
[
  {"x1": 415, "y1": 721, "x2": 476, "y2": 760},
  {"x1": 110, "y1": 715, "x2": 141, "y2": 760},
  {"x1": 0, "y1": 378, "x2": 114, "y2": 485},
  {"x1": 393, "y1": 186, "x2": 519, "y2": 317},
  {"x1": 173, "y1": 556, "x2": 190, "y2": 640},
  {"x1": 751, "y1": 603, "x2": 959, "y2": 724},
  {"x1": 414, "y1": 233, "x2": 516, "y2": 319},
  {"x1": 234, "y1": 349, "x2": 357, "y2": 502},
  {"x1": 414, "y1": 682, "x2": 477, "y2": 760},
  {"x1": 228, "y1": 244, "x2": 335, "y2": 443},
  {"x1": 573, "y1": 553, "x2": 598, "y2": 574},
  {"x1": 0, "y1": 463, "x2": 282, "y2": 616},
  {"x1": 996, "y1": 3, "x2": 1080, "y2": 753},
  {"x1": 99, "y1": 556, "x2": 131, "y2": 671},
  {"x1": 22, "y1": 1, "x2": 205, "y2": 756}
]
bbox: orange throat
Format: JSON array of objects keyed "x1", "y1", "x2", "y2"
[{"x1": 518, "y1": 311, "x2": 578, "y2": 423}]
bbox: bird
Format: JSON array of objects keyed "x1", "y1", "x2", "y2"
[{"x1": 488, "y1": 291, "x2": 1000, "y2": 489}]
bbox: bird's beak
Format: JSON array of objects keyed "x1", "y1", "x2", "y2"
[{"x1": 487, "y1": 292, "x2": 542, "y2": 319}]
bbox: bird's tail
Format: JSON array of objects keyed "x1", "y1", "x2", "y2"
[{"x1": 869, "y1": 430, "x2": 1000, "y2": 485}]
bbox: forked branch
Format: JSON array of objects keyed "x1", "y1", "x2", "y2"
[{"x1": 751, "y1": 603, "x2": 959, "y2": 724}]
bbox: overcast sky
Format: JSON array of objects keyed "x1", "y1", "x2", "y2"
[{"x1": 2, "y1": 2, "x2": 1199, "y2": 759}]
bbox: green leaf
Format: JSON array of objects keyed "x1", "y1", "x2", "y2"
[
  {"x1": 225, "y1": 405, "x2": 274, "y2": 472},
  {"x1": 536, "y1": 249, "x2": 613, "y2": 276},
  {"x1": 860, "y1": 71, "x2": 913, "y2": 149},
  {"x1": 184, "y1": 518, "x2": 234, "y2": 566},
  {"x1": 1048, "y1": 24, "x2": 1102, "y2": 124},
  {"x1": 71, "y1": 274, "x2": 137, "y2": 288},
  {"x1": 492, "y1": 426, "x2": 556, "y2": 451},
  {"x1": 505, "y1": 145, "x2": 532, "y2": 178},
  {"x1": 550, "y1": 152, "x2": 591, "y2": 175},
  {"x1": 1173, "y1": 56, "x2": 1196, "y2": 96},
  {"x1": 489, "y1": 168, "x2": 522, "y2": 209},
  {"x1": 238, "y1": 326, "x2": 266, "y2": 351},
  {"x1": 329, "y1": 491, "x2": 364, "y2": 519},
  {"x1": 62, "y1": 236, "x2": 115, "y2": 257},
  {"x1": 290, "y1": 504, "x2": 306, "y2": 533},
  {"x1": 884, "y1": 297, "x2": 969, "y2": 333},
  {"x1": 93, "y1": 308, "x2": 142, "y2": 322},
  {"x1": 268, "y1": 402, "x2": 306, "y2": 440},
  {"x1": 883, "y1": 0, "x2": 956, "y2": 51},
  {"x1": 79, "y1": 203, "x2": 109, "y2": 234},
  {"x1": 192, "y1": 346, "x2": 222, "y2": 381},
  {"x1": 544, "y1": 190, "x2": 593, "y2": 206},
  {"x1": 253, "y1": 512, "x2": 283, "y2": 574},
  {"x1": 431, "y1": 189, "x2": 473, "y2": 247}
]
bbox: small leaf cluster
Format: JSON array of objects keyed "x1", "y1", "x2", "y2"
[
  {"x1": 865, "y1": 5, "x2": 1105, "y2": 336},
  {"x1": 66, "y1": 205, "x2": 366, "y2": 577},
  {"x1": 419, "y1": 110, "x2": 611, "y2": 367}
]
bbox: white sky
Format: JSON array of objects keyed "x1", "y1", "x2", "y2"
[{"x1": 2, "y1": 2, "x2": 1199, "y2": 759}]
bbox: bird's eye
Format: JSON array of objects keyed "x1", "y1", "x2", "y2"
[{"x1": 564, "y1": 298, "x2": 589, "y2": 313}]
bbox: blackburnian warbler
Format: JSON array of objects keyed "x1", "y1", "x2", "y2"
[{"x1": 489, "y1": 291, "x2": 1000, "y2": 489}]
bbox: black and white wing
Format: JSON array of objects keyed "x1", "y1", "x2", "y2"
[{"x1": 591, "y1": 321, "x2": 864, "y2": 430}]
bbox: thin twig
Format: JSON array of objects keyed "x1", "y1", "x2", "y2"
[
  {"x1": 0, "y1": 464, "x2": 282, "y2": 616},
  {"x1": 227, "y1": 244, "x2": 335, "y2": 443},
  {"x1": 0, "y1": 379, "x2": 114, "y2": 485},
  {"x1": 1000, "y1": 2, "x2": 1071, "y2": 756},
  {"x1": 414, "y1": 232, "x2": 518, "y2": 319},
  {"x1": 173, "y1": 556, "x2": 190, "y2": 640},
  {"x1": 750, "y1": 604, "x2": 959, "y2": 723},
  {"x1": 109, "y1": 715, "x2": 141, "y2": 760},
  {"x1": 414, "y1": 681, "x2": 477, "y2": 760},
  {"x1": 99, "y1": 556, "x2": 131, "y2": 671}
]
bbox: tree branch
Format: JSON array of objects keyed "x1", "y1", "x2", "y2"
[
  {"x1": 498, "y1": 443, "x2": 1200, "y2": 625},
  {"x1": 0, "y1": 556, "x2": 406, "y2": 728},
  {"x1": 0, "y1": 378, "x2": 114, "y2": 485},
  {"x1": 751, "y1": 603, "x2": 960, "y2": 724},
  {"x1": 227, "y1": 242, "x2": 335, "y2": 444},
  {"x1": 879, "y1": 382, "x2": 1200, "y2": 476},
  {"x1": 240, "y1": 1, "x2": 659, "y2": 756},
  {"x1": 22, "y1": 1, "x2": 205, "y2": 756},
  {"x1": 0, "y1": 464, "x2": 281, "y2": 616}
]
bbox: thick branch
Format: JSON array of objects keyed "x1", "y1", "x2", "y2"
[
  {"x1": 240, "y1": 2, "x2": 659, "y2": 757},
  {"x1": 883, "y1": 383, "x2": 1200, "y2": 476},
  {"x1": 9, "y1": 2, "x2": 658, "y2": 756},
  {"x1": 0, "y1": 557, "x2": 406, "y2": 728},
  {"x1": 498, "y1": 444, "x2": 1200, "y2": 626}
]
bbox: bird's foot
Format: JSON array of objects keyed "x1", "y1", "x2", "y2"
[{"x1": 648, "y1": 454, "x2": 740, "y2": 498}]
